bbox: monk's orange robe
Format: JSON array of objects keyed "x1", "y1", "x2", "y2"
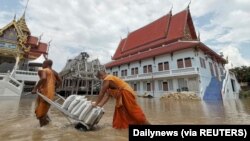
[
  {"x1": 104, "y1": 75, "x2": 147, "y2": 129},
  {"x1": 35, "y1": 68, "x2": 56, "y2": 118}
]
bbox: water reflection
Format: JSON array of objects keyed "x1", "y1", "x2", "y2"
[{"x1": 0, "y1": 96, "x2": 250, "y2": 140}]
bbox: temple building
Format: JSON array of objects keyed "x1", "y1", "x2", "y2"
[
  {"x1": 105, "y1": 7, "x2": 241, "y2": 100},
  {"x1": 0, "y1": 13, "x2": 48, "y2": 96},
  {"x1": 59, "y1": 52, "x2": 105, "y2": 96}
]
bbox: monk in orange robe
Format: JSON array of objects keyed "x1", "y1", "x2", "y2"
[
  {"x1": 32, "y1": 59, "x2": 62, "y2": 127},
  {"x1": 93, "y1": 70, "x2": 150, "y2": 129}
]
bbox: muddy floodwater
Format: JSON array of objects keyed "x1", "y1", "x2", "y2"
[{"x1": 0, "y1": 95, "x2": 250, "y2": 141}]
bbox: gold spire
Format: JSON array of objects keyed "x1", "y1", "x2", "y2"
[
  {"x1": 16, "y1": 0, "x2": 30, "y2": 35},
  {"x1": 16, "y1": 14, "x2": 30, "y2": 34}
]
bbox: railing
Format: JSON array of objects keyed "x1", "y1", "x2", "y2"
[
  {"x1": 172, "y1": 67, "x2": 195, "y2": 74},
  {"x1": 15, "y1": 70, "x2": 38, "y2": 76},
  {"x1": 8, "y1": 76, "x2": 22, "y2": 88},
  {"x1": 120, "y1": 67, "x2": 197, "y2": 81},
  {"x1": 0, "y1": 72, "x2": 23, "y2": 96},
  {"x1": 127, "y1": 75, "x2": 138, "y2": 79},
  {"x1": 138, "y1": 73, "x2": 152, "y2": 77},
  {"x1": 13, "y1": 70, "x2": 39, "y2": 82},
  {"x1": 153, "y1": 70, "x2": 170, "y2": 76},
  {"x1": 0, "y1": 73, "x2": 6, "y2": 80}
]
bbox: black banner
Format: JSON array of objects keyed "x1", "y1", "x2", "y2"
[{"x1": 129, "y1": 125, "x2": 250, "y2": 141}]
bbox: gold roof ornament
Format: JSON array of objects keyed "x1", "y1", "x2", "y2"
[{"x1": 16, "y1": 14, "x2": 30, "y2": 35}]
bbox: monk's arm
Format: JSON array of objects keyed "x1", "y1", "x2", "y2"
[
  {"x1": 93, "y1": 80, "x2": 109, "y2": 106},
  {"x1": 97, "y1": 93, "x2": 111, "y2": 107},
  {"x1": 32, "y1": 70, "x2": 46, "y2": 94},
  {"x1": 53, "y1": 70, "x2": 62, "y2": 88}
]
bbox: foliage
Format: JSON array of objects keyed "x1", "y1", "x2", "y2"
[
  {"x1": 230, "y1": 66, "x2": 250, "y2": 83},
  {"x1": 239, "y1": 90, "x2": 250, "y2": 99}
]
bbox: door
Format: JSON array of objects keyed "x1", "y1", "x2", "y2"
[{"x1": 163, "y1": 81, "x2": 168, "y2": 91}]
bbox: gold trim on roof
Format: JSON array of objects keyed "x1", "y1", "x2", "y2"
[{"x1": 16, "y1": 14, "x2": 30, "y2": 35}]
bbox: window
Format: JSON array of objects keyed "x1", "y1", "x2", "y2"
[
  {"x1": 158, "y1": 63, "x2": 163, "y2": 71},
  {"x1": 214, "y1": 64, "x2": 219, "y2": 78},
  {"x1": 177, "y1": 59, "x2": 184, "y2": 68},
  {"x1": 143, "y1": 66, "x2": 147, "y2": 73},
  {"x1": 178, "y1": 78, "x2": 187, "y2": 90},
  {"x1": 121, "y1": 70, "x2": 127, "y2": 76},
  {"x1": 164, "y1": 62, "x2": 169, "y2": 70},
  {"x1": 143, "y1": 65, "x2": 152, "y2": 73},
  {"x1": 184, "y1": 58, "x2": 192, "y2": 67},
  {"x1": 200, "y1": 57, "x2": 206, "y2": 68},
  {"x1": 163, "y1": 82, "x2": 168, "y2": 91},
  {"x1": 113, "y1": 71, "x2": 118, "y2": 76},
  {"x1": 131, "y1": 68, "x2": 135, "y2": 75},
  {"x1": 146, "y1": 83, "x2": 151, "y2": 91},
  {"x1": 133, "y1": 83, "x2": 137, "y2": 91},
  {"x1": 158, "y1": 62, "x2": 169, "y2": 71},
  {"x1": 135, "y1": 67, "x2": 138, "y2": 74},
  {"x1": 148, "y1": 65, "x2": 152, "y2": 73},
  {"x1": 131, "y1": 67, "x2": 138, "y2": 75},
  {"x1": 209, "y1": 62, "x2": 214, "y2": 76}
]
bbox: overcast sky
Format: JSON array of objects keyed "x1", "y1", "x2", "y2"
[{"x1": 0, "y1": 0, "x2": 249, "y2": 71}]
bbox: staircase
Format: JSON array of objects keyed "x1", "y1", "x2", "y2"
[
  {"x1": 0, "y1": 74, "x2": 23, "y2": 97},
  {"x1": 203, "y1": 77, "x2": 222, "y2": 100}
]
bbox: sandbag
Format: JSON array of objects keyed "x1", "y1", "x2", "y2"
[
  {"x1": 84, "y1": 107, "x2": 104, "y2": 126},
  {"x1": 71, "y1": 98, "x2": 87, "y2": 115},
  {"x1": 78, "y1": 101, "x2": 93, "y2": 120},
  {"x1": 62, "y1": 95, "x2": 77, "y2": 110},
  {"x1": 67, "y1": 96, "x2": 84, "y2": 113},
  {"x1": 72, "y1": 100, "x2": 88, "y2": 118}
]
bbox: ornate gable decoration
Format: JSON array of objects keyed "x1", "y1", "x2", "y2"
[
  {"x1": 0, "y1": 15, "x2": 31, "y2": 58},
  {"x1": 183, "y1": 24, "x2": 193, "y2": 40}
]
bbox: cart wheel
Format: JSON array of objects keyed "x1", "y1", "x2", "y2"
[{"x1": 75, "y1": 123, "x2": 88, "y2": 131}]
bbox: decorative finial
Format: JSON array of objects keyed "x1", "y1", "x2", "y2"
[
  {"x1": 13, "y1": 13, "x2": 16, "y2": 21},
  {"x1": 169, "y1": 4, "x2": 173, "y2": 15},
  {"x1": 37, "y1": 33, "x2": 43, "y2": 45},
  {"x1": 197, "y1": 31, "x2": 200, "y2": 41},
  {"x1": 187, "y1": 0, "x2": 191, "y2": 9},
  {"x1": 23, "y1": 0, "x2": 30, "y2": 17},
  {"x1": 38, "y1": 33, "x2": 43, "y2": 40},
  {"x1": 48, "y1": 39, "x2": 52, "y2": 47}
]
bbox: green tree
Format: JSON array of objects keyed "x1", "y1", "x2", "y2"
[{"x1": 230, "y1": 66, "x2": 250, "y2": 83}]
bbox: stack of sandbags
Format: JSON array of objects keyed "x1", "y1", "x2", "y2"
[
  {"x1": 160, "y1": 92, "x2": 201, "y2": 100},
  {"x1": 61, "y1": 95, "x2": 104, "y2": 126}
]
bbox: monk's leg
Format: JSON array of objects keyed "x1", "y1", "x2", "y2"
[
  {"x1": 112, "y1": 106, "x2": 129, "y2": 129},
  {"x1": 121, "y1": 90, "x2": 149, "y2": 125},
  {"x1": 35, "y1": 98, "x2": 51, "y2": 127}
]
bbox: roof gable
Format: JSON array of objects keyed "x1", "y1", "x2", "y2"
[
  {"x1": 112, "y1": 9, "x2": 198, "y2": 60},
  {"x1": 123, "y1": 14, "x2": 171, "y2": 52}
]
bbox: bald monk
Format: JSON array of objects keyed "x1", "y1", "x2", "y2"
[
  {"x1": 32, "y1": 59, "x2": 62, "y2": 127},
  {"x1": 92, "y1": 70, "x2": 150, "y2": 129}
]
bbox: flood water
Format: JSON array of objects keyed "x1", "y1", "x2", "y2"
[{"x1": 0, "y1": 95, "x2": 250, "y2": 141}]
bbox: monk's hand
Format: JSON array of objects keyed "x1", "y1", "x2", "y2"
[
  {"x1": 92, "y1": 102, "x2": 97, "y2": 107},
  {"x1": 31, "y1": 89, "x2": 37, "y2": 94}
]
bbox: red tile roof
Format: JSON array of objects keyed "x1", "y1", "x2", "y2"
[
  {"x1": 30, "y1": 42, "x2": 48, "y2": 54},
  {"x1": 106, "y1": 41, "x2": 226, "y2": 68},
  {"x1": 112, "y1": 38, "x2": 126, "y2": 60},
  {"x1": 112, "y1": 9, "x2": 195, "y2": 60},
  {"x1": 166, "y1": 10, "x2": 187, "y2": 40},
  {"x1": 123, "y1": 14, "x2": 171, "y2": 52},
  {"x1": 106, "y1": 41, "x2": 198, "y2": 68},
  {"x1": 107, "y1": 8, "x2": 225, "y2": 68},
  {"x1": 27, "y1": 36, "x2": 38, "y2": 46}
]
